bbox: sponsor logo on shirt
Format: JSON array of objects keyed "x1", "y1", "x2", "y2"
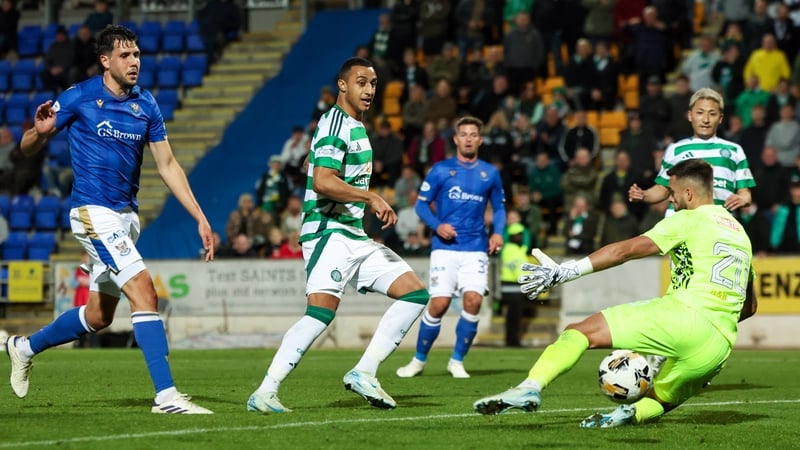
[
  {"x1": 447, "y1": 185, "x2": 484, "y2": 202},
  {"x1": 96, "y1": 120, "x2": 143, "y2": 141}
]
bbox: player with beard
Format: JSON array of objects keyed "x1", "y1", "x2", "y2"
[{"x1": 396, "y1": 116, "x2": 506, "y2": 379}]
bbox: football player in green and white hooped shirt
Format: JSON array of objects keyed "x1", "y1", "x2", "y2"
[
  {"x1": 247, "y1": 57, "x2": 429, "y2": 414},
  {"x1": 629, "y1": 87, "x2": 755, "y2": 214}
]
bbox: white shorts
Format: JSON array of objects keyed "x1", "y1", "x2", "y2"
[
  {"x1": 428, "y1": 249, "x2": 489, "y2": 298},
  {"x1": 303, "y1": 233, "x2": 413, "y2": 298},
  {"x1": 70, "y1": 205, "x2": 147, "y2": 297}
]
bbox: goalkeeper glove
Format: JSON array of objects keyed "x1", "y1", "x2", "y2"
[{"x1": 518, "y1": 250, "x2": 593, "y2": 300}]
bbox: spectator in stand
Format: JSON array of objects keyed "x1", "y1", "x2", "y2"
[
  {"x1": 651, "y1": 0, "x2": 689, "y2": 66},
  {"x1": 473, "y1": 73, "x2": 510, "y2": 123},
  {"x1": 198, "y1": 0, "x2": 242, "y2": 64},
  {"x1": 0, "y1": 0, "x2": 20, "y2": 57},
  {"x1": 423, "y1": 78, "x2": 457, "y2": 126},
  {"x1": 559, "y1": 110, "x2": 599, "y2": 166},
  {"x1": 638, "y1": 76, "x2": 671, "y2": 143},
  {"x1": 395, "y1": 190, "x2": 425, "y2": 247},
  {"x1": 720, "y1": 22, "x2": 745, "y2": 58},
  {"x1": 264, "y1": 226, "x2": 284, "y2": 258},
  {"x1": 225, "y1": 193, "x2": 270, "y2": 250},
  {"x1": 0, "y1": 126, "x2": 16, "y2": 194},
  {"x1": 723, "y1": 115, "x2": 744, "y2": 144},
  {"x1": 624, "y1": 6, "x2": 669, "y2": 90},
  {"x1": 637, "y1": 197, "x2": 668, "y2": 232},
  {"x1": 598, "y1": 150, "x2": 641, "y2": 217},
  {"x1": 563, "y1": 193, "x2": 599, "y2": 255},
  {"x1": 736, "y1": 75, "x2": 770, "y2": 129},
  {"x1": 70, "y1": 25, "x2": 99, "y2": 85},
  {"x1": 480, "y1": 110, "x2": 514, "y2": 165},
  {"x1": 765, "y1": 78, "x2": 796, "y2": 126},
  {"x1": 279, "y1": 125, "x2": 310, "y2": 184},
  {"x1": 368, "y1": 13, "x2": 403, "y2": 76},
  {"x1": 255, "y1": 155, "x2": 291, "y2": 215},
  {"x1": 503, "y1": 11, "x2": 545, "y2": 96},
  {"x1": 372, "y1": 119, "x2": 404, "y2": 186},
  {"x1": 273, "y1": 230, "x2": 303, "y2": 259},
  {"x1": 390, "y1": 0, "x2": 418, "y2": 66},
  {"x1": 514, "y1": 191, "x2": 543, "y2": 249},
  {"x1": 739, "y1": 104, "x2": 769, "y2": 170},
  {"x1": 10, "y1": 125, "x2": 45, "y2": 195},
  {"x1": 41, "y1": 26, "x2": 74, "y2": 93},
  {"x1": 310, "y1": 86, "x2": 335, "y2": 124},
  {"x1": 680, "y1": 34, "x2": 718, "y2": 93},
  {"x1": 717, "y1": 0, "x2": 750, "y2": 43},
  {"x1": 455, "y1": 0, "x2": 490, "y2": 58},
  {"x1": 582, "y1": 0, "x2": 616, "y2": 45},
  {"x1": 84, "y1": 0, "x2": 113, "y2": 36},
  {"x1": 279, "y1": 195, "x2": 303, "y2": 237},
  {"x1": 564, "y1": 38, "x2": 597, "y2": 110},
  {"x1": 665, "y1": 75, "x2": 693, "y2": 144},
  {"x1": 590, "y1": 40, "x2": 620, "y2": 111},
  {"x1": 600, "y1": 195, "x2": 639, "y2": 246},
  {"x1": 765, "y1": 103, "x2": 800, "y2": 167},
  {"x1": 771, "y1": 2, "x2": 800, "y2": 64},
  {"x1": 618, "y1": 112, "x2": 657, "y2": 183},
  {"x1": 220, "y1": 233, "x2": 257, "y2": 258},
  {"x1": 712, "y1": 42, "x2": 745, "y2": 116},
  {"x1": 752, "y1": 146, "x2": 791, "y2": 214},
  {"x1": 499, "y1": 222, "x2": 528, "y2": 348},
  {"x1": 426, "y1": 42, "x2": 461, "y2": 87},
  {"x1": 560, "y1": 147, "x2": 598, "y2": 210},
  {"x1": 399, "y1": 47, "x2": 429, "y2": 105},
  {"x1": 534, "y1": 106, "x2": 566, "y2": 163},
  {"x1": 515, "y1": 80, "x2": 545, "y2": 124},
  {"x1": 745, "y1": 0, "x2": 773, "y2": 58},
  {"x1": 744, "y1": 33, "x2": 791, "y2": 93},
  {"x1": 770, "y1": 177, "x2": 800, "y2": 253},
  {"x1": 407, "y1": 120, "x2": 446, "y2": 177},
  {"x1": 401, "y1": 84, "x2": 427, "y2": 144},
  {"x1": 511, "y1": 112, "x2": 537, "y2": 168},
  {"x1": 460, "y1": 45, "x2": 493, "y2": 103},
  {"x1": 528, "y1": 152, "x2": 564, "y2": 236},
  {"x1": 533, "y1": 0, "x2": 567, "y2": 75},
  {"x1": 418, "y1": 0, "x2": 451, "y2": 59},
  {"x1": 393, "y1": 165, "x2": 421, "y2": 210},
  {"x1": 612, "y1": 0, "x2": 646, "y2": 74}
]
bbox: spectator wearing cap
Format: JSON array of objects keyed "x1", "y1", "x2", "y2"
[
  {"x1": 41, "y1": 26, "x2": 74, "y2": 93},
  {"x1": 499, "y1": 222, "x2": 530, "y2": 348},
  {"x1": 770, "y1": 176, "x2": 800, "y2": 253}
]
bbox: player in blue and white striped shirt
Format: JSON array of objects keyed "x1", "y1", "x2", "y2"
[{"x1": 6, "y1": 25, "x2": 214, "y2": 414}]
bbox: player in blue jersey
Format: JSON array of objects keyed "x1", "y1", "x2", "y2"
[
  {"x1": 396, "y1": 116, "x2": 506, "y2": 379},
  {"x1": 5, "y1": 25, "x2": 215, "y2": 414}
]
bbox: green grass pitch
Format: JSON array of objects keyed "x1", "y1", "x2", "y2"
[{"x1": 1, "y1": 347, "x2": 798, "y2": 449}]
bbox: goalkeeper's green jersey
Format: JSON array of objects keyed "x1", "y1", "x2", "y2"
[{"x1": 643, "y1": 204, "x2": 753, "y2": 346}]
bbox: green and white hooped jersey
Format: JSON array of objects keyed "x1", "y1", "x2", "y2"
[
  {"x1": 655, "y1": 136, "x2": 756, "y2": 206},
  {"x1": 300, "y1": 105, "x2": 372, "y2": 243}
]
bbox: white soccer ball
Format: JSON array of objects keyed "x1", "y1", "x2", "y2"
[
  {"x1": 598, "y1": 349, "x2": 653, "y2": 404},
  {"x1": 0, "y1": 329, "x2": 8, "y2": 353}
]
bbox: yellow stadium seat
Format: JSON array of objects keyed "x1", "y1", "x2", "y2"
[
  {"x1": 600, "y1": 110, "x2": 627, "y2": 129},
  {"x1": 383, "y1": 98, "x2": 401, "y2": 116},
  {"x1": 624, "y1": 74, "x2": 639, "y2": 93},
  {"x1": 600, "y1": 128, "x2": 621, "y2": 147},
  {"x1": 384, "y1": 80, "x2": 404, "y2": 99},
  {"x1": 585, "y1": 111, "x2": 600, "y2": 129},
  {"x1": 543, "y1": 76, "x2": 565, "y2": 93},
  {"x1": 624, "y1": 91, "x2": 639, "y2": 110},
  {"x1": 386, "y1": 116, "x2": 403, "y2": 133}
]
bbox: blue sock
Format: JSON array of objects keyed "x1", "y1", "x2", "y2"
[
  {"x1": 132, "y1": 312, "x2": 174, "y2": 394},
  {"x1": 452, "y1": 311, "x2": 479, "y2": 362},
  {"x1": 29, "y1": 306, "x2": 91, "y2": 354},
  {"x1": 414, "y1": 311, "x2": 441, "y2": 363}
]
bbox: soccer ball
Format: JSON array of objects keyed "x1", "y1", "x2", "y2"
[{"x1": 598, "y1": 350, "x2": 653, "y2": 404}]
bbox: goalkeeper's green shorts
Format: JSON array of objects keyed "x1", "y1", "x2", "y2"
[{"x1": 601, "y1": 296, "x2": 731, "y2": 405}]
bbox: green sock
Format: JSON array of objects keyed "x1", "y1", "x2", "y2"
[
  {"x1": 633, "y1": 397, "x2": 665, "y2": 424},
  {"x1": 526, "y1": 329, "x2": 589, "y2": 389}
]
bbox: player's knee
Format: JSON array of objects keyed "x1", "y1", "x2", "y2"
[{"x1": 84, "y1": 305, "x2": 114, "y2": 330}]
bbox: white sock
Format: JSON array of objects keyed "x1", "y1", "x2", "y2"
[
  {"x1": 257, "y1": 316, "x2": 328, "y2": 394},
  {"x1": 17, "y1": 337, "x2": 34, "y2": 360},
  {"x1": 422, "y1": 310, "x2": 441, "y2": 326},
  {"x1": 355, "y1": 300, "x2": 425, "y2": 376},
  {"x1": 155, "y1": 386, "x2": 179, "y2": 404}
]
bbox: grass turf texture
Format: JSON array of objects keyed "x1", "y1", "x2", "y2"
[{"x1": 1, "y1": 348, "x2": 798, "y2": 449}]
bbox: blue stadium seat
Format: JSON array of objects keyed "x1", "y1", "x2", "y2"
[
  {"x1": 0, "y1": 194, "x2": 10, "y2": 218},
  {"x1": 0, "y1": 97, "x2": 5, "y2": 122},
  {"x1": 34, "y1": 195, "x2": 61, "y2": 231},
  {"x1": 119, "y1": 20, "x2": 138, "y2": 34},
  {"x1": 159, "y1": 102, "x2": 175, "y2": 121},
  {"x1": 137, "y1": 68, "x2": 156, "y2": 90},
  {"x1": 186, "y1": 33, "x2": 205, "y2": 53},
  {"x1": 164, "y1": 20, "x2": 186, "y2": 36},
  {"x1": 157, "y1": 89, "x2": 180, "y2": 121},
  {"x1": 28, "y1": 91, "x2": 55, "y2": 118},
  {"x1": 188, "y1": 20, "x2": 200, "y2": 34},
  {"x1": 182, "y1": 54, "x2": 207, "y2": 87},
  {"x1": 2, "y1": 231, "x2": 28, "y2": 260},
  {"x1": 157, "y1": 56, "x2": 182, "y2": 89},
  {"x1": 0, "y1": 60, "x2": 11, "y2": 91},
  {"x1": 17, "y1": 25, "x2": 42, "y2": 58},
  {"x1": 28, "y1": 232, "x2": 57, "y2": 261},
  {"x1": 11, "y1": 60, "x2": 37, "y2": 92},
  {"x1": 9, "y1": 194, "x2": 35, "y2": 231},
  {"x1": 47, "y1": 134, "x2": 69, "y2": 160},
  {"x1": 8, "y1": 125, "x2": 23, "y2": 142},
  {"x1": 40, "y1": 36, "x2": 55, "y2": 55},
  {"x1": 162, "y1": 34, "x2": 185, "y2": 53},
  {"x1": 140, "y1": 20, "x2": 162, "y2": 37},
  {"x1": 68, "y1": 23, "x2": 81, "y2": 37},
  {"x1": 139, "y1": 35, "x2": 160, "y2": 54},
  {"x1": 5, "y1": 93, "x2": 30, "y2": 125}
]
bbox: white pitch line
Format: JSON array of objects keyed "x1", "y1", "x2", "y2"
[{"x1": 3, "y1": 398, "x2": 798, "y2": 448}]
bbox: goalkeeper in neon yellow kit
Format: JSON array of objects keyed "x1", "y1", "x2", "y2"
[{"x1": 473, "y1": 158, "x2": 758, "y2": 427}]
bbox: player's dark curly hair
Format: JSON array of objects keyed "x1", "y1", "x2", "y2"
[
  {"x1": 95, "y1": 25, "x2": 138, "y2": 56},
  {"x1": 338, "y1": 57, "x2": 373, "y2": 81},
  {"x1": 667, "y1": 159, "x2": 713, "y2": 193}
]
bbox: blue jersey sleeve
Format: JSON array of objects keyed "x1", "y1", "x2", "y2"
[
  {"x1": 416, "y1": 166, "x2": 443, "y2": 230},
  {"x1": 490, "y1": 170, "x2": 506, "y2": 234},
  {"x1": 53, "y1": 85, "x2": 82, "y2": 131},
  {"x1": 143, "y1": 91, "x2": 167, "y2": 143}
]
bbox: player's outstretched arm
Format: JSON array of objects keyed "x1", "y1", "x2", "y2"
[
  {"x1": 313, "y1": 166, "x2": 397, "y2": 228},
  {"x1": 629, "y1": 183, "x2": 670, "y2": 204},
  {"x1": 20, "y1": 101, "x2": 58, "y2": 156},
  {"x1": 150, "y1": 139, "x2": 215, "y2": 261}
]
